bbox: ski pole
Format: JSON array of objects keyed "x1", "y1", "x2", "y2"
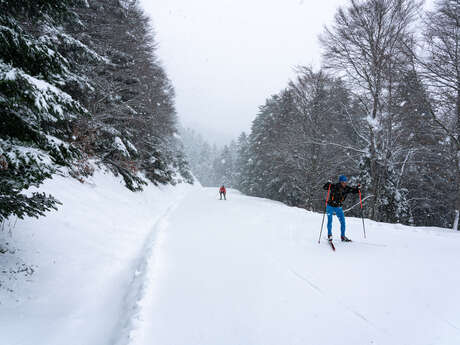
[
  {"x1": 318, "y1": 183, "x2": 332, "y2": 244},
  {"x1": 358, "y1": 187, "x2": 366, "y2": 239}
]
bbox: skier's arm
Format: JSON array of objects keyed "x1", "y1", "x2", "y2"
[{"x1": 347, "y1": 185, "x2": 360, "y2": 194}]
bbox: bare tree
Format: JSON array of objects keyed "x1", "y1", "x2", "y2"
[
  {"x1": 288, "y1": 67, "x2": 359, "y2": 210},
  {"x1": 320, "y1": 0, "x2": 421, "y2": 222}
]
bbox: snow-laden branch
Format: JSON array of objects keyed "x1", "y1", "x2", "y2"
[{"x1": 305, "y1": 139, "x2": 367, "y2": 154}]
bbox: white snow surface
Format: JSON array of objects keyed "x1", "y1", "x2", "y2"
[
  {"x1": 1, "y1": 176, "x2": 460, "y2": 345},
  {"x1": 0, "y1": 171, "x2": 196, "y2": 345}
]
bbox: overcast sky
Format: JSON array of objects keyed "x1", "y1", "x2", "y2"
[{"x1": 139, "y1": 0, "x2": 432, "y2": 146}]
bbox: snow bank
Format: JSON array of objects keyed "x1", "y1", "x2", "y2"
[{"x1": 0, "y1": 170, "x2": 197, "y2": 345}]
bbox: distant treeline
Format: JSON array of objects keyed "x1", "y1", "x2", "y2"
[{"x1": 0, "y1": 0, "x2": 192, "y2": 222}]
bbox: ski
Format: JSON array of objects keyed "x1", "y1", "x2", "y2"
[{"x1": 328, "y1": 239, "x2": 336, "y2": 251}]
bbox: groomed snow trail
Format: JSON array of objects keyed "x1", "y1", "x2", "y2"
[
  {"x1": 0, "y1": 172, "x2": 196, "y2": 345},
  {"x1": 122, "y1": 188, "x2": 460, "y2": 345}
]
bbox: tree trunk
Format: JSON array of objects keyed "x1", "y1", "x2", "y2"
[
  {"x1": 454, "y1": 210, "x2": 460, "y2": 231},
  {"x1": 453, "y1": 146, "x2": 459, "y2": 232},
  {"x1": 454, "y1": 74, "x2": 460, "y2": 230},
  {"x1": 369, "y1": 92, "x2": 380, "y2": 221}
]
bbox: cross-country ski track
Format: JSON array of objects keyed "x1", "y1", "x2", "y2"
[{"x1": 114, "y1": 187, "x2": 460, "y2": 345}]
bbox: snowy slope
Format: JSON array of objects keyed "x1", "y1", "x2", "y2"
[
  {"x1": 120, "y1": 188, "x2": 460, "y2": 345},
  {"x1": 1, "y1": 182, "x2": 460, "y2": 345},
  {"x1": 0, "y1": 171, "x2": 197, "y2": 345}
]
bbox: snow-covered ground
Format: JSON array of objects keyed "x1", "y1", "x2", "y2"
[
  {"x1": 0, "y1": 171, "x2": 196, "y2": 345},
  {"x1": 1, "y1": 178, "x2": 460, "y2": 345}
]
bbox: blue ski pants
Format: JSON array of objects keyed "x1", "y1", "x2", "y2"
[{"x1": 326, "y1": 205, "x2": 346, "y2": 237}]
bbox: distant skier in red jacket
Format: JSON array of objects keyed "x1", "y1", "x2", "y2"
[{"x1": 219, "y1": 185, "x2": 226, "y2": 200}]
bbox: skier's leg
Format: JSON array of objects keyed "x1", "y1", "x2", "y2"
[
  {"x1": 326, "y1": 205, "x2": 334, "y2": 237},
  {"x1": 336, "y1": 207, "x2": 346, "y2": 237},
  {"x1": 224, "y1": 193, "x2": 226, "y2": 200}
]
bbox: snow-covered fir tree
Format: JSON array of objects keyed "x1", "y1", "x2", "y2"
[
  {"x1": 1, "y1": 0, "x2": 192, "y2": 222},
  {"x1": 0, "y1": 0, "x2": 91, "y2": 221},
  {"x1": 69, "y1": 0, "x2": 192, "y2": 189}
]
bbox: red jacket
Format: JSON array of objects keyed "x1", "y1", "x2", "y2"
[{"x1": 219, "y1": 186, "x2": 226, "y2": 193}]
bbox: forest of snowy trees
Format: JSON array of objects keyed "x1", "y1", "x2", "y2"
[
  {"x1": 181, "y1": 128, "x2": 245, "y2": 188},
  {"x1": 2, "y1": 0, "x2": 459, "y2": 231},
  {"x1": 186, "y1": 0, "x2": 460, "y2": 230},
  {"x1": 0, "y1": 0, "x2": 192, "y2": 222}
]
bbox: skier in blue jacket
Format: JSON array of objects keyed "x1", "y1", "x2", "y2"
[{"x1": 323, "y1": 175, "x2": 360, "y2": 242}]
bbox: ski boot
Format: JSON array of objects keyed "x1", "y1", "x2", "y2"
[
  {"x1": 328, "y1": 234, "x2": 333, "y2": 242},
  {"x1": 341, "y1": 235, "x2": 352, "y2": 242}
]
